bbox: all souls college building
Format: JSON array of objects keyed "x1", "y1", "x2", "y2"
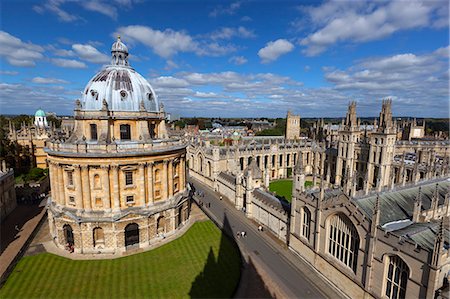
[
  {"x1": 45, "y1": 37, "x2": 190, "y2": 254},
  {"x1": 188, "y1": 101, "x2": 449, "y2": 298}
]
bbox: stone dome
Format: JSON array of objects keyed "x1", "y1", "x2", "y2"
[{"x1": 80, "y1": 37, "x2": 160, "y2": 112}]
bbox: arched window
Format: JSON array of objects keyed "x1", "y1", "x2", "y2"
[
  {"x1": 301, "y1": 207, "x2": 311, "y2": 240},
  {"x1": 326, "y1": 214, "x2": 359, "y2": 272},
  {"x1": 385, "y1": 255, "x2": 409, "y2": 299},
  {"x1": 93, "y1": 227, "x2": 104, "y2": 247},
  {"x1": 207, "y1": 161, "x2": 212, "y2": 177},
  {"x1": 198, "y1": 155, "x2": 203, "y2": 173},
  {"x1": 120, "y1": 124, "x2": 131, "y2": 140}
]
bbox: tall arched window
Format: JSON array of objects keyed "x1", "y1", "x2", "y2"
[
  {"x1": 385, "y1": 255, "x2": 409, "y2": 299},
  {"x1": 207, "y1": 161, "x2": 212, "y2": 177},
  {"x1": 301, "y1": 207, "x2": 311, "y2": 240},
  {"x1": 326, "y1": 214, "x2": 359, "y2": 272}
]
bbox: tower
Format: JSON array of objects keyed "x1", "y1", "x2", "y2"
[
  {"x1": 294, "y1": 152, "x2": 305, "y2": 193},
  {"x1": 366, "y1": 99, "x2": 397, "y2": 191},
  {"x1": 285, "y1": 110, "x2": 301, "y2": 140},
  {"x1": 335, "y1": 101, "x2": 360, "y2": 188}
]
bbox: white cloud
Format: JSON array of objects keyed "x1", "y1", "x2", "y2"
[
  {"x1": 116, "y1": 25, "x2": 237, "y2": 58},
  {"x1": 33, "y1": 0, "x2": 79, "y2": 22},
  {"x1": 0, "y1": 70, "x2": 19, "y2": 76},
  {"x1": 300, "y1": 0, "x2": 448, "y2": 56},
  {"x1": 322, "y1": 46, "x2": 448, "y2": 114},
  {"x1": 53, "y1": 48, "x2": 75, "y2": 57},
  {"x1": 209, "y1": 1, "x2": 241, "y2": 17},
  {"x1": 0, "y1": 83, "x2": 76, "y2": 115},
  {"x1": 258, "y1": 39, "x2": 294, "y2": 63},
  {"x1": 32, "y1": 77, "x2": 69, "y2": 84},
  {"x1": 116, "y1": 25, "x2": 197, "y2": 58},
  {"x1": 209, "y1": 26, "x2": 256, "y2": 40},
  {"x1": 72, "y1": 44, "x2": 109, "y2": 64},
  {"x1": 51, "y1": 58, "x2": 87, "y2": 68},
  {"x1": 81, "y1": 1, "x2": 118, "y2": 20},
  {"x1": 229, "y1": 56, "x2": 248, "y2": 65},
  {"x1": 33, "y1": 0, "x2": 141, "y2": 22},
  {"x1": 0, "y1": 31, "x2": 44, "y2": 67}
]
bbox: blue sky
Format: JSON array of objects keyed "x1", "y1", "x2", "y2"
[{"x1": 0, "y1": 0, "x2": 448, "y2": 118}]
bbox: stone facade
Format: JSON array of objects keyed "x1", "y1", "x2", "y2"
[
  {"x1": 290, "y1": 175, "x2": 450, "y2": 299},
  {"x1": 45, "y1": 37, "x2": 191, "y2": 254},
  {"x1": 0, "y1": 160, "x2": 17, "y2": 222}
]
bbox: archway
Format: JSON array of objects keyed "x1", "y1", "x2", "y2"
[
  {"x1": 157, "y1": 216, "x2": 166, "y2": 234},
  {"x1": 63, "y1": 224, "x2": 74, "y2": 246},
  {"x1": 124, "y1": 223, "x2": 139, "y2": 247},
  {"x1": 93, "y1": 227, "x2": 104, "y2": 247}
]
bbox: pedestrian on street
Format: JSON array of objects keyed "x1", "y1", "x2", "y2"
[
  {"x1": 220, "y1": 196, "x2": 223, "y2": 200},
  {"x1": 258, "y1": 225, "x2": 263, "y2": 232},
  {"x1": 15, "y1": 225, "x2": 20, "y2": 232},
  {"x1": 236, "y1": 231, "x2": 240, "y2": 238}
]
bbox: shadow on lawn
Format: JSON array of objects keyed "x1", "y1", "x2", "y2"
[{"x1": 189, "y1": 214, "x2": 273, "y2": 298}]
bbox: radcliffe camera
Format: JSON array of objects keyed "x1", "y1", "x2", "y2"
[{"x1": 0, "y1": 1, "x2": 448, "y2": 299}]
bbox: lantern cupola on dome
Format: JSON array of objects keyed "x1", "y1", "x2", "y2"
[{"x1": 111, "y1": 35, "x2": 129, "y2": 66}]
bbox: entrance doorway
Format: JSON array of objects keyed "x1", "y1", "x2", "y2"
[
  {"x1": 124, "y1": 223, "x2": 139, "y2": 248},
  {"x1": 63, "y1": 224, "x2": 74, "y2": 246}
]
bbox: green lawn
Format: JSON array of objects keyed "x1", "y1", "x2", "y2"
[
  {"x1": 269, "y1": 179, "x2": 313, "y2": 202},
  {"x1": 0, "y1": 221, "x2": 241, "y2": 299},
  {"x1": 269, "y1": 179, "x2": 293, "y2": 202}
]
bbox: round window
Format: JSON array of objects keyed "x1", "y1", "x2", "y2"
[{"x1": 120, "y1": 90, "x2": 127, "y2": 99}]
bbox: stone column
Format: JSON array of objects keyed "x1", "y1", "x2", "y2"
[
  {"x1": 163, "y1": 160, "x2": 168, "y2": 200},
  {"x1": 50, "y1": 162, "x2": 59, "y2": 204},
  {"x1": 147, "y1": 162, "x2": 154, "y2": 205},
  {"x1": 180, "y1": 156, "x2": 185, "y2": 192},
  {"x1": 168, "y1": 160, "x2": 174, "y2": 198},
  {"x1": 111, "y1": 165, "x2": 120, "y2": 210},
  {"x1": 74, "y1": 165, "x2": 83, "y2": 209},
  {"x1": 138, "y1": 162, "x2": 146, "y2": 206},
  {"x1": 58, "y1": 164, "x2": 66, "y2": 205},
  {"x1": 81, "y1": 165, "x2": 91, "y2": 211},
  {"x1": 101, "y1": 165, "x2": 111, "y2": 210}
]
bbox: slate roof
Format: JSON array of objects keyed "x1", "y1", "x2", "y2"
[
  {"x1": 218, "y1": 172, "x2": 236, "y2": 185},
  {"x1": 355, "y1": 178, "x2": 450, "y2": 226}
]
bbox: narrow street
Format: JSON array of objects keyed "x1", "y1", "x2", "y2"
[{"x1": 190, "y1": 178, "x2": 345, "y2": 299}]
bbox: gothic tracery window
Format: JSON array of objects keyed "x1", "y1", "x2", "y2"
[
  {"x1": 301, "y1": 207, "x2": 311, "y2": 240},
  {"x1": 326, "y1": 214, "x2": 359, "y2": 272},
  {"x1": 385, "y1": 255, "x2": 409, "y2": 299}
]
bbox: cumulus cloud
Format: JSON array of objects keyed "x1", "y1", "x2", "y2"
[
  {"x1": 0, "y1": 31, "x2": 44, "y2": 67},
  {"x1": 72, "y1": 43, "x2": 109, "y2": 63},
  {"x1": 229, "y1": 56, "x2": 248, "y2": 65},
  {"x1": 51, "y1": 58, "x2": 87, "y2": 68},
  {"x1": 300, "y1": 0, "x2": 448, "y2": 56},
  {"x1": 0, "y1": 83, "x2": 76, "y2": 114},
  {"x1": 32, "y1": 77, "x2": 69, "y2": 84},
  {"x1": 258, "y1": 39, "x2": 294, "y2": 63},
  {"x1": 322, "y1": 46, "x2": 448, "y2": 114},
  {"x1": 116, "y1": 25, "x2": 237, "y2": 58}
]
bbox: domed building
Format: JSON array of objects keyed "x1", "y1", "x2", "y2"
[{"x1": 45, "y1": 37, "x2": 190, "y2": 254}]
